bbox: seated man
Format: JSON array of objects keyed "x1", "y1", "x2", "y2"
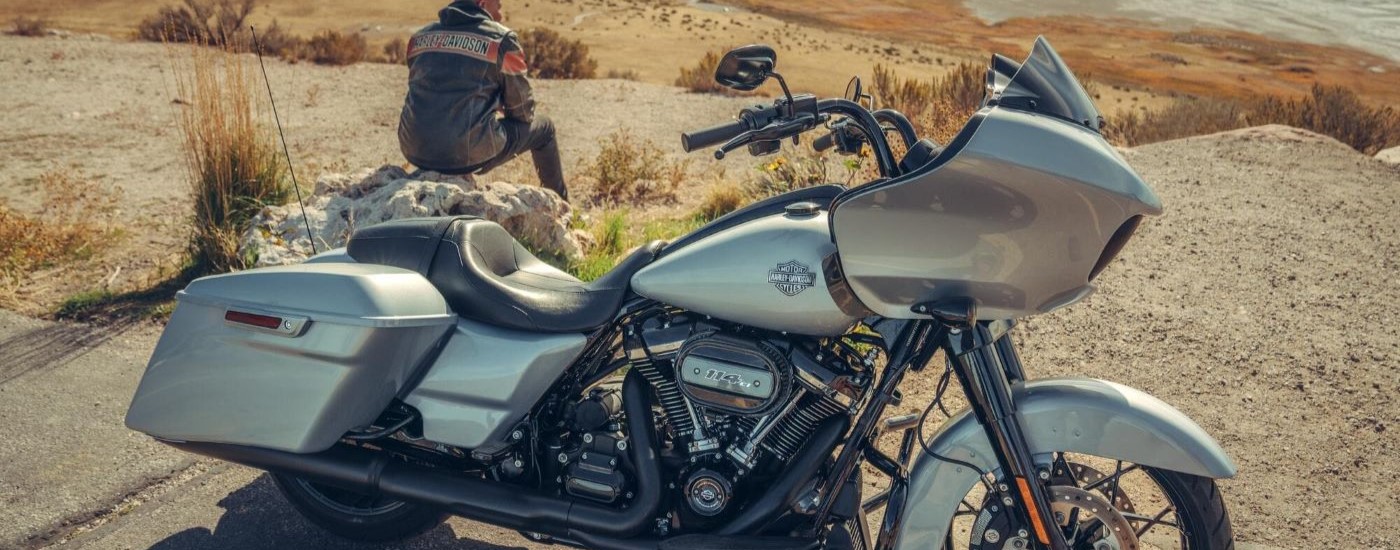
[{"x1": 398, "y1": 0, "x2": 569, "y2": 200}]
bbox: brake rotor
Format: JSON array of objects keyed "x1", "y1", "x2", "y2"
[
  {"x1": 1050, "y1": 486, "x2": 1139, "y2": 550},
  {"x1": 968, "y1": 485, "x2": 1139, "y2": 550},
  {"x1": 1052, "y1": 461, "x2": 1138, "y2": 514}
]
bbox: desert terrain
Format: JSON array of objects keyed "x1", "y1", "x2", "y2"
[{"x1": 0, "y1": 1, "x2": 1397, "y2": 549}]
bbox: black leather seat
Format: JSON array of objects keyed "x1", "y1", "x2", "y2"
[{"x1": 347, "y1": 217, "x2": 662, "y2": 333}]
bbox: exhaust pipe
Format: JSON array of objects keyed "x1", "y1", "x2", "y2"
[{"x1": 169, "y1": 369, "x2": 662, "y2": 540}]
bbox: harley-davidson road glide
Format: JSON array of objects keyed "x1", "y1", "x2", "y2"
[{"x1": 126, "y1": 38, "x2": 1236, "y2": 550}]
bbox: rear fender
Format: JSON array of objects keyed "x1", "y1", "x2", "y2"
[{"x1": 894, "y1": 377, "x2": 1235, "y2": 550}]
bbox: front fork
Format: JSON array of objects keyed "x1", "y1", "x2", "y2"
[
  {"x1": 849, "y1": 311, "x2": 1067, "y2": 550},
  {"x1": 944, "y1": 320, "x2": 1068, "y2": 550}
]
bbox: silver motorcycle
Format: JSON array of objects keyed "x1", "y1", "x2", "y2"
[{"x1": 126, "y1": 37, "x2": 1236, "y2": 550}]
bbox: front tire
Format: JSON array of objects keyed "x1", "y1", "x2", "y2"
[
  {"x1": 955, "y1": 455, "x2": 1233, "y2": 549},
  {"x1": 272, "y1": 473, "x2": 448, "y2": 543}
]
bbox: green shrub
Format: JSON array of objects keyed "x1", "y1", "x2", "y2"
[{"x1": 518, "y1": 28, "x2": 597, "y2": 79}]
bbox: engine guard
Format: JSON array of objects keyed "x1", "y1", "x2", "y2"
[{"x1": 893, "y1": 377, "x2": 1235, "y2": 550}]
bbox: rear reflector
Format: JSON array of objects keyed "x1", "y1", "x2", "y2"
[{"x1": 225, "y1": 310, "x2": 283, "y2": 330}]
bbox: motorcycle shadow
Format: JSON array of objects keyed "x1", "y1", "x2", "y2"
[{"x1": 145, "y1": 473, "x2": 529, "y2": 550}]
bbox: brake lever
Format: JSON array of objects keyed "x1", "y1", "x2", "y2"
[{"x1": 714, "y1": 114, "x2": 818, "y2": 160}]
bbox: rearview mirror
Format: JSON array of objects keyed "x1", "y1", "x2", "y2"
[
  {"x1": 845, "y1": 76, "x2": 862, "y2": 101},
  {"x1": 714, "y1": 45, "x2": 777, "y2": 92}
]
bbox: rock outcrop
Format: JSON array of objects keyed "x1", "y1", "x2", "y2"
[
  {"x1": 1376, "y1": 146, "x2": 1400, "y2": 167},
  {"x1": 243, "y1": 165, "x2": 584, "y2": 266}
]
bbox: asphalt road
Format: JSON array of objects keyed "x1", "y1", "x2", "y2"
[{"x1": 0, "y1": 310, "x2": 548, "y2": 550}]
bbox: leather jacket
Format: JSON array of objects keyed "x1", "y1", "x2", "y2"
[{"x1": 398, "y1": 2, "x2": 535, "y2": 171}]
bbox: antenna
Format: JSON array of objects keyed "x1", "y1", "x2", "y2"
[{"x1": 250, "y1": 25, "x2": 317, "y2": 255}]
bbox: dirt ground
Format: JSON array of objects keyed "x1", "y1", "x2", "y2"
[{"x1": 1, "y1": 24, "x2": 1398, "y2": 550}]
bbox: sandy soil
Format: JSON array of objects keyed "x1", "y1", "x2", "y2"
[
  {"x1": 2, "y1": 31, "x2": 1398, "y2": 549},
  {"x1": 0, "y1": 0, "x2": 1176, "y2": 108},
  {"x1": 0, "y1": 34, "x2": 761, "y2": 312}
]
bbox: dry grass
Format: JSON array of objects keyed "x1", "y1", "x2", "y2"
[
  {"x1": 696, "y1": 183, "x2": 750, "y2": 222},
  {"x1": 518, "y1": 27, "x2": 597, "y2": 79},
  {"x1": 382, "y1": 36, "x2": 406, "y2": 65},
  {"x1": 0, "y1": 170, "x2": 121, "y2": 309},
  {"x1": 137, "y1": 0, "x2": 253, "y2": 47},
  {"x1": 171, "y1": 42, "x2": 289, "y2": 274},
  {"x1": 302, "y1": 30, "x2": 367, "y2": 66},
  {"x1": 1105, "y1": 97, "x2": 1245, "y2": 147},
  {"x1": 606, "y1": 68, "x2": 641, "y2": 81},
  {"x1": 868, "y1": 62, "x2": 986, "y2": 144},
  {"x1": 582, "y1": 129, "x2": 688, "y2": 205},
  {"x1": 136, "y1": 0, "x2": 368, "y2": 66},
  {"x1": 1250, "y1": 85, "x2": 1400, "y2": 155},
  {"x1": 676, "y1": 49, "x2": 749, "y2": 95},
  {"x1": 1108, "y1": 85, "x2": 1400, "y2": 154},
  {"x1": 8, "y1": 15, "x2": 47, "y2": 36}
]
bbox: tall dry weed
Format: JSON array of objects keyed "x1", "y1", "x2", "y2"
[
  {"x1": 170, "y1": 43, "x2": 289, "y2": 274},
  {"x1": 869, "y1": 63, "x2": 985, "y2": 144}
]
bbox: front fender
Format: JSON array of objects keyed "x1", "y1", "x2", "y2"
[{"x1": 894, "y1": 377, "x2": 1235, "y2": 550}]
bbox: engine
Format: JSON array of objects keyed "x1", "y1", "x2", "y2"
[{"x1": 622, "y1": 311, "x2": 870, "y2": 526}]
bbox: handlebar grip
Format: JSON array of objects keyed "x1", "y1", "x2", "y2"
[
  {"x1": 682, "y1": 120, "x2": 749, "y2": 152},
  {"x1": 813, "y1": 131, "x2": 837, "y2": 152}
]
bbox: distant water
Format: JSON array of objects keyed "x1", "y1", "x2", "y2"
[{"x1": 964, "y1": 0, "x2": 1400, "y2": 61}]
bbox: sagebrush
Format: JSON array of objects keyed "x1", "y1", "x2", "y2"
[
  {"x1": 9, "y1": 16, "x2": 48, "y2": 37},
  {"x1": 677, "y1": 49, "x2": 748, "y2": 95},
  {"x1": 519, "y1": 28, "x2": 597, "y2": 79},
  {"x1": 584, "y1": 129, "x2": 688, "y2": 204},
  {"x1": 138, "y1": 0, "x2": 254, "y2": 47},
  {"x1": 303, "y1": 30, "x2": 368, "y2": 66},
  {"x1": 1107, "y1": 84, "x2": 1400, "y2": 154}
]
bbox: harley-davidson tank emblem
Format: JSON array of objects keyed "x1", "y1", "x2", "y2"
[{"x1": 768, "y1": 260, "x2": 815, "y2": 296}]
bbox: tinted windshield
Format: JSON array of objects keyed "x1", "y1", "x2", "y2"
[{"x1": 995, "y1": 37, "x2": 1102, "y2": 131}]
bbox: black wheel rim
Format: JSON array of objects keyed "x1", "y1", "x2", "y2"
[{"x1": 294, "y1": 477, "x2": 407, "y2": 516}]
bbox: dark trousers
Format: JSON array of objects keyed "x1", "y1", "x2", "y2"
[{"x1": 475, "y1": 116, "x2": 568, "y2": 200}]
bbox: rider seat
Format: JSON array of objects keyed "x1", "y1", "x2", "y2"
[{"x1": 347, "y1": 217, "x2": 661, "y2": 333}]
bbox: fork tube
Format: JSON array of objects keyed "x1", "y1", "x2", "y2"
[
  {"x1": 945, "y1": 322, "x2": 1068, "y2": 550},
  {"x1": 810, "y1": 320, "x2": 941, "y2": 539}
]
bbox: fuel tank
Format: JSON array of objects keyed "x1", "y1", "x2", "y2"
[{"x1": 631, "y1": 209, "x2": 859, "y2": 337}]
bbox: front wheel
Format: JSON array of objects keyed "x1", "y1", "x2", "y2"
[
  {"x1": 953, "y1": 453, "x2": 1233, "y2": 549},
  {"x1": 272, "y1": 473, "x2": 448, "y2": 543}
]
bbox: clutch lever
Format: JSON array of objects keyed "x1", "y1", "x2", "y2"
[{"x1": 714, "y1": 114, "x2": 818, "y2": 160}]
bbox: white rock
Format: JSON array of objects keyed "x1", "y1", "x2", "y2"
[
  {"x1": 243, "y1": 165, "x2": 582, "y2": 266},
  {"x1": 1376, "y1": 146, "x2": 1400, "y2": 167}
]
